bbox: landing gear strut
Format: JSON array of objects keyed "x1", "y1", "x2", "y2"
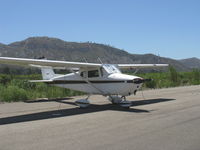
[
  {"x1": 108, "y1": 95, "x2": 132, "y2": 108},
  {"x1": 119, "y1": 96, "x2": 132, "y2": 108},
  {"x1": 75, "y1": 95, "x2": 91, "y2": 108}
]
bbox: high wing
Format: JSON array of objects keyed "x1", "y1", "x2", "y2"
[
  {"x1": 0, "y1": 57, "x2": 168, "y2": 69},
  {"x1": 117, "y1": 64, "x2": 169, "y2": 69},
  {"x1": 0, "y1": 57, "x2": 101, "y2": 69}
]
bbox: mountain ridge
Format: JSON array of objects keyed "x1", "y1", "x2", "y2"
[
  {"x1": 179, "y1": 57, "x2": 200, "y2": 69},
  {"x1": 0, "y1": 37, "x2": 199, "y2": 71}
]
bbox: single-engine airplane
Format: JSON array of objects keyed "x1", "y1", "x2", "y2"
[{"x1": 0, "y1": 57, "x2": 168, "y2": 108}]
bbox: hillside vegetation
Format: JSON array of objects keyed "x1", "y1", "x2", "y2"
[
  {"x1": 0, "y1": 67, "x2": 199, "y2": 102},
  {"x1": 137, "y1": 66, "x2": 200, "y2": 88},
  {"x1": 0, "y1": 74, "x2": 84, "y2": 102},
  {"x1": 1, "y1": 36, "x2": 198, "y2": 72}
]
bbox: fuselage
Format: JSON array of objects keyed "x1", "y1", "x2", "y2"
[{"x1": 49, "y1": 72, "x2": 143, "y2": 96}]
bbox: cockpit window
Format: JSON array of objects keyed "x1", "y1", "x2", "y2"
[
  {"x1": 80, "y1": 72, "x2": 84, "y2": 77},
  {"x1": 102, "y1": 64, "x2": 121, "y2": 74},
  {"x1": 88, "y1": 70, "x2": 99, "y2": 78}
]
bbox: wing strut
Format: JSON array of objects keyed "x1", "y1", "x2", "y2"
[{"x1": 70, "y1": 69, "x2": 107, "y2": 95}]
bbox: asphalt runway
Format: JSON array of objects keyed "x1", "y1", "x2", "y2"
[{"x1": 0, "y1": 85, "x2": 200, "y2": 150}]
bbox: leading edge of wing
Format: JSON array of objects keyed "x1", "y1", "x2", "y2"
[
  {"x1": 117, "y1": 64, "x2": 169, "y2": 69},
  {"x1": 0, "y1": 57, "x2": 101, "y2": 68}
]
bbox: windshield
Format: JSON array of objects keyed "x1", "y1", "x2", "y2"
[{"x1": 102, "y1": 64, "x2": 121, "y2": 74}]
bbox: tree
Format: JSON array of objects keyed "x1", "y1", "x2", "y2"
[
  {"x1": 169, "y1": 66, "x2": 179, "y2": 85},
  {"x1": 192, "y1": 69, "x2": 200, "y2": 84}
]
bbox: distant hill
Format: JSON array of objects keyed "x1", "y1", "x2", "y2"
[
  {"x1": 0, "y1": 36, "x2": 197, "y2": 72},
  {"x1": 179, "y1": 57, "x2": 200, "y2": 69}
]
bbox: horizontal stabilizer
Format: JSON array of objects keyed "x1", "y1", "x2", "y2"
[{"x1": 29, "y1": 80, "x2": 53, "y2": 83}]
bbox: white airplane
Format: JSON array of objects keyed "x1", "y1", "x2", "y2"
[{"x1": 0, "y1": 57, "x2": 168, "y2": 108}]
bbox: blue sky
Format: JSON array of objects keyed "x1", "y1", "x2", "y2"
[{"x1": 0, "y1": 0, "x2": 199, "y2": 59}]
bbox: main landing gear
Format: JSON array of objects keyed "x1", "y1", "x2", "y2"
[
  {"x1": 75, "y1": 95, "x2": 132, "y2": 109},
  {"x1": 75, "y1": 95, "x2": 91, "y2": 108},
  {"x1": 108, "y1": 95, "x2": 132, "y2": 108}
]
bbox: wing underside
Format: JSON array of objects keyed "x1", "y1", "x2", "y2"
[{"x1": 0, "y1": 57, "x2": 101, "y2": 69}]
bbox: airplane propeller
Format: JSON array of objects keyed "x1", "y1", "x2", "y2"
[{"x1": 133, "y1": 78, "x2": 152, "y2": 84}]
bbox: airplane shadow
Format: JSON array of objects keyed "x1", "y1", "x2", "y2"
[
  {"x1": 0, "y1": 98, "x2": 175, "y2": 125},
  {"x1": 25, "y1": 97, "x2": 77, "y2": 106},
  {"x1": 131, "y1": 98, "x2": 175, "y2": 106}
]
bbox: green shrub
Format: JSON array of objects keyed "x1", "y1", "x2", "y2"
[
  {"x1": 145, "y1": 80, "x2": 157, "y2": 89},
  {"x1": 10, "y1": 79, "x2": 36, "y2": 90},
  {"x1": 0, "y1": 75, "x2": 12, "y2": 85},
  {"x1": 169, "y1": 66, "x2": 180, "y2": 85},
  {"x1": 0, "y1": 85, "x2": 28, "y2": 102},
  {"x1": 191, "y1": 69, "x2": 200, "y2": 85},
  {"x1": 0, "y1": 70, "x2": 199, "y2": 102}
]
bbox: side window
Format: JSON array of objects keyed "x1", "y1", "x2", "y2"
[
  {"x1": 80, "y1": 71, "x2": 86, "y2": 78},
  {"x1": 88, "y1": 70, "x2": 99, "y2": 78}
]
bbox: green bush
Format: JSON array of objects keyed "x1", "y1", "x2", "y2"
[
  {"x1": 192, "y1": 69, "x2": 200, "y2": 85},
  {"x1": 145, "y1": 80, "x2": 157, "y2": 89},
  {"x1": 0, "y1": 85, "x2": 28, "y2": 102},
  {"x1": 10, "y1": 79, "x2": 36, "y2": 90},
  {"x1": 169, "y1": 66, "x2": 180, "y2": 86},
  {"x1": 0, "y1": 69, "x2": 199, "y2": 102},
  {"x1": 0, "y1": 75, "x2": 12, "y2": 85},
  {"x1": 137, "y1": 67, "x2": 200, "y2": 89}
]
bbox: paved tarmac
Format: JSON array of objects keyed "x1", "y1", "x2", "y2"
[{"x1": 0, "y1": 85, "x2": 200, "y2": 150}]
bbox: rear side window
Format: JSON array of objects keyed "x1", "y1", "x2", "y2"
[{"x1": 88, "y1": 70, "x2": 99, "y2": 78}]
